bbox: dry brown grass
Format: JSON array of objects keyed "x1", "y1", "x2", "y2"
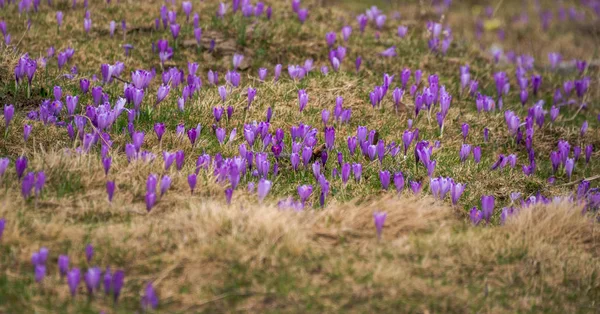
[{"x1": 1, "y1": 148, "x2": 599, "y2": 312}]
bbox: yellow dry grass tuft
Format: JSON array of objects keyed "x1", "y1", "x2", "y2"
[{"x1": 1, "y1": 173, "x2": 599, "y2": 312}]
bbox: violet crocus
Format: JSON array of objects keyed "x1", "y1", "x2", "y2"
[
  {"x1": 188, "y1": 173, "x2": 197, "y2": 194},
  {"x1": 106, "y1": 181, "x2": 115, "y2": 202},
  {"x1": 111, "y1": 270, "x2": 125, "y2": 303},
  {"x1": 67, "y1": 268, "x2": 81, "y2": 297},
  {"x1": 247, "y1": 87, "x2": 256, "y2": 108},
  {"x1": 461, "y1": 123, "x2": 469, "y2": 140},
  {"x1": 35, "y1": 264, "x2": 46, "y2": 283},
  {"x1": 160, "y1": 175, "x2": 171, "y2": 196},
  {"x1": 233, "y1": 53, "x2": 244, "y2": 69},
  {"x1": 393, "y1": 172, "x2": 404, "y2": 193},
  {"x1": 380, "y1": 46, "x2": 396, "y2": 57},
  {"x1": 58, "y1": 255, "x2": 69, "y2": 277},
  {"x1": 580, "y1": 121, "x2": 588, "y2": 137},
  {"x1": 0, "y1": 158, "x2": 8, "y2": 178},
  {"x1": 154, "y1": 123, "x2": 165, "y2": 142},
  {"x1": 459, "y1": 144, "x2": 471, "y2": 162},
  {"x1": 16, "y1": 156, "x2": 27, "y2": 180},
  {"x1": 257, "y1": 179, "x2": 272, "y2": 203},
  {"x1": 297, "y1": 8, "x2": 308, "y2": 23},
  {"x1": 145, "y1": 192, "x2": 156, "y2": 212},
  {"x1": 298, "y1": 90, "x2": 308, "y2": 112},
  {"x1": 565, "y1": 158, "x2": 574, "y2": 180},
  {"x1": 85, "y1": 244, "x2": 94, "y2": 262},
  {"x1": 34, "y1": 171, "x2": 45, "y2": 197},
  {"x1": 225, "y1": 188, "x2": 233, "y2": 204},
  {"x1": 397, "y1": 26, "x2": 408, "y2": 38},
  {"x1": 450, "y1": 182, "x2": 465, "y2": 205},
  {"x1": 379, "y1": 170, "x2": 391, "y2": 190},
  {"x1": 373, "y1": 212, "x2": 387, "y2": 240},
  {"x1": 481, "y1": 195, "x2": 495, "y2": 223},
  {"x1": 182, "y1": 1, "x2": 192, "y2": 21},
  {"x1": 103, "y1": 268, "x2": 112, "y2": 295},
  {"x1": 22, "y1": 124, "x2": 32, "y2": 142},
  {"x1": 298, "y1": 184, "x2": 313, "y2": 204},
  {"x1": 84, "y1": 267, "x2": 101, "y2": 295},
  {"x1": 410, "y1": 181, "x2": 422, "y2": 195},
  {"x1": 352, "y1": 163, "x2": 362, "y2": 182},
  {"x1": 473, "y1": 146, "x2": 482, "y2": 163},
  {"x1": 141, "y1": 283, "x2": 159, "y2": 310},
  {"x1": 56, "y1": 11, "x2": 64, "y2": 30},
  {"x1": 156, "y1": 84, "x2": 170, "y2": 106},
  {"x1": 470, "y1": 207, "x2": 482, "y2": 225},
  {"x1": 4, "y1": 104, "x2": 14, "y2": 131}
]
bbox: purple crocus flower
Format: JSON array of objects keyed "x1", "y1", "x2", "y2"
[
  {"x1": 450, "y1": 182, "x2": 465, "y2": 205},
  {"x1": 0, "y1": 158, "x2": 8, "y2": 178},
  {"x1": 585, "y1": 145, "x2": 593, "y2": 164},
  {"x1": 154, "y1": 123, "x2": 165, "y2": 142},
  {"x1": 58, "y1": 255, "x2": 69, "y2": 277},
  {"x1": 21, "y1": 172, "x2": 35, "y2": 199},
  {"x1": 257, "y1": 179, "x2": 272, "y2": 203},
  {"x1": 297, "y1": 8, "x2": 308, "y2": 23},
  {"x1": 156, "y1": 84, "x2": 170, "y2": 105},
  {"x1": 34, "y1": 171, "x2": 45, "y2": 197},
  {"x1": 472, "y1": 146, "x2": 482, "y2": 163},
  {"x1": 461, "y1": 123, "x2": 469, "y2": 140},
  {"x1": 232, "y1": 53, "x2": 244, "y2": 69},
  {"x1": 67, "y1": 268, "x2": 80, "y2": 297},
  {"x1": 112, "y1": 270, "x2": 125, "y2": 302},
  {"x1": 145, "y1": 192, "x2": 156, "y2": 212},
  {"x1": 225, "y1": 188, "x2": 233, "y2": 204},
  {"x1": 397, "y1": 25, "x2": 408, "y2": 38},
  {"x1": 35, "y1": 264, "x2": 46, "y2": 283},
  {"x1": 84, "y1": 267, "x2": 101, "y2": 295},
  {"x1": 85, "y1": 244, "x2": 94, "y2": 262},
  {"x1": 298, "y1": 90, "x2": 308, "y2": 112},
  {"x1": 297, "y1": 185, "x2": 313, "y2": 204},
  {"x1": 3, "y1": 104, "x2": 14, "y2": 130},
  {"x1": 141, "y1": 283, "x2": 159, "y2": 310},
  {"x1": 352, "y1": 163, "x2": 362, "y2": 182},
  {"x1": 481, "y1": 195, "x2": 495, "y2": 223},
  {"x1": 379, "y1": 170, "x2": 391, "y2": 190},
  {"x1": 184, "y1": 174, "x2": 197, "y2": 196},
  {"x1": 247, "y1": 87, "x2": 256, "y2": 108},
  {"x1": 103, "y1": 268, "x2": 112, "y2": 295},
  {"x1": 470, "y1": 207, "x2": 482, "y2": 225},
  {"x1": 160, "y1": 175, "x2": 171, "y2": 196},
  {"x1": 182, "y1": 1, "x2": 192, "y2": 21},
  {"x1": 102, "y1": 157, "x2": 111, "y2": 176},
  {"x1": 548, "y1": 52, "x2": 561, "y2": 69},
  {"x1": 410, "y1": 181, "x2": 422, "y2": 195},
  {"x1": 373, "y1": 212, "x2": 387, "y2": 240},
  {"x1": 56, "y1": 11, "x2": 64, "y2": 29},
  {"x1": 565, "y1": 158, "x2": 574, "y2": 180},
  {"x1": 459, "y1": 144, "x2": 471, "y2": 162},
  {"x1": 393, "y1": 172, "x2": 404, "y2": 193},
  {"x1": 106, "y1": 181, "x2": 115, "y2": 202},
  {"x1": 380, "y1": 46, "x2": 397, "y2": 57},
  {"x1": 580, "y1": 121, "x2": 588, "y2": 137}
]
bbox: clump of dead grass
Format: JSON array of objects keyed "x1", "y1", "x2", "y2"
[{"x1": 2, "y1": 186, "x2": 599, "y2": 312}]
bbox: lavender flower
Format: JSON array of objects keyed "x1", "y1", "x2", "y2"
[
  {"x1": 481, "y1": 195, "x2": 495, "y2": 223},
  {"x1": 379, "y1": 170, "x2": 390, "y2": 190},
  {"x1": 257, "y1": 179, "x2": 272, "y2": 203},
  {"x1": 67, "y1": 268, "x2": 81, "y2": 297},
  {"x1": 106, "y1": 181, "x2": 115, "y2": 202},
  {"x1": 470, "y1": 207, "x2": 482, "y2": 225},
  {"x1": 373, "y1": 212, "x2": 387, "y2": 240}
]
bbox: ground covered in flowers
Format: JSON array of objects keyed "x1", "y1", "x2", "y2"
[{"x1": 0, "y1": 0, "x2": 600, "y2": 312}]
